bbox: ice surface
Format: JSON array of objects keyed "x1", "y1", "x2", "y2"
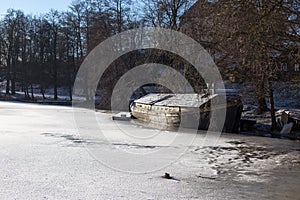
[{"x1": 0, "y1": 101, "x2": 299, "y2": 199}]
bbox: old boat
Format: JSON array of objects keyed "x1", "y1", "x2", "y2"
[{"x1": 130, "y1": 92, "x2": 242, "y2": 133}]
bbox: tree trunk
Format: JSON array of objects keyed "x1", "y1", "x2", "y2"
[
  {"x1": 257, "y1": 97, "x2": 267, "y2": 114},
  {"x1": 54, "y1": 76, "x2": 58, "y2": 100},
  {"x1": 6, "y1": 61, "x2": 10, "y2": 94},
  {"x1": 11, "y1": 62, "x2": 16, "y2": 95},
  {"x1": 6, "y1": 78, "x2": 10, "y2": 95},
  {"x1": 30, "y1": 84, "x2": 34, "y2": 100},
  {"x1": 25, "y1": 85, "x2": 29, "y2": 99},
  {"x1": 256, "y1": 79, "x2": 267, "y2": 114},
  {"x1": 69, "y1": 86, "x2": 72, "y2": 101},
  {"x1": 23, "y1": 84, "x2": 28, "y2": 99},
  {"x1": 54, "y1": 81, "x2": 58, "y2": 100},
  {"x1": 268, "y1": 80, "x2": 277, "y2": 131},
  {"x1": 40, "y1": 85, "x2": 46, "y2": 99},
  {"x1": 11, "y1": 75, "x2": 16, "y2": 95},
  {"x1": 68, "y1": 70, "x2": 72, "y2": 101}
]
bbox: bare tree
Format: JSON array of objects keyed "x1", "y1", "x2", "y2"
[
  {"x1": 45, "y1": 10, "x2": 61, "y2": 100},
  {"x1": 181, "y1": 0, "x2": 300, "y2": 130},
  {"x1": 1, "y1": 10, "x2": 26, "y2": 94},
  {"x1": 143, "y1": 0, "x2": 192, "y2": 29}
]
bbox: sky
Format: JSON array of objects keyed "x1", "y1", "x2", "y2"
[{"x1": 0, "y1": 0, "x2": 73, "y2": 17}]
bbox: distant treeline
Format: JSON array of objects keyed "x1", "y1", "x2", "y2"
[
  {"x1": 0, "y1": 0, "x2": 299, "y2": 127},
  {"x1": 0, "y1": 0, "x2": 136, "y2": 100},
  {"x1": 0, "y1": 0, "x2": 196, "y2": 102}
]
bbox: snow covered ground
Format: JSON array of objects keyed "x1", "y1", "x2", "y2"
[
  {"x1": 0, "y1": 101, "x2": 299, "y2": 199},
  {"x1": 0, "y1": 87, "x2": 71, "y2": 101}
]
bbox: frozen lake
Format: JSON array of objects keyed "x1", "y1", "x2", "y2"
[{"x1": 0, "y1": 101, "x2": 299, "y2": 199}]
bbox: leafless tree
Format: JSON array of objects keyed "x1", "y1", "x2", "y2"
[{"x1": 181, "y1": 0, "x2": 300, "y2": 130}]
